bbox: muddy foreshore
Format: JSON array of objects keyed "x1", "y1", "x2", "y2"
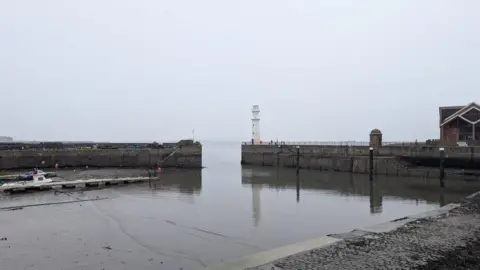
[{"x1": 0, "y1": 168, "x2": 204, "y2": 270}]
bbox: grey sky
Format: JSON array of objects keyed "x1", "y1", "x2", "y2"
[{"x1": 0, "y1": 1, "x2": 478, "y2": 142}]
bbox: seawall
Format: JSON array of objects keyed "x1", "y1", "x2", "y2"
[
  {"x1": 241, "y1": 144, "x2": 480, "y2": 179},
  {"x1": 0, "y1": 145, "x2": 202, "y2": 170},
  {"x1": 242, "y1": 144, "x2": 480, "y2": 159}
]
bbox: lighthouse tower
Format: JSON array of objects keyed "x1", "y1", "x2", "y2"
[{"x1": 251, "y1": 105, "x2": 261, "y2": 144}]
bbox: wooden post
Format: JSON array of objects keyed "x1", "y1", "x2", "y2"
[
  {"x1": 439, "y1": 147, "x2": 445, "y2": 188},
  {"x1": 369, "y1": 147, "x2": 374, "y2": 181},
  {"x1": 296, "y1": 146, "x2": 300, "y2": 175}
]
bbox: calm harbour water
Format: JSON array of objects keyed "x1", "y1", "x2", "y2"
[{"x1": 1, "y1": 141, "x2": 479, "y2": 270}]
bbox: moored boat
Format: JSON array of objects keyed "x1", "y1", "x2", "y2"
[
  {"x1": 1, "y1": 174, "x2": 53, "y2": 187},
  {"x1": 0, "y1": 169, "x2": 57, "y2": 182}
]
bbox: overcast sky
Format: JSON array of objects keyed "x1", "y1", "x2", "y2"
[{"x1": 0, "y1": 1, "x2": 478, "y2": 143}]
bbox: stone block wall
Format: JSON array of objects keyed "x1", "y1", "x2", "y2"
[
  {"x1": 241, "y1": 145, "x2": 458, "y2": 179},
  {"x1": 242, "y1": 144, "x2": 480, "y2": 159},
  {"x1": 0, "y1": 145, "x2": 202, "y2": 170}
]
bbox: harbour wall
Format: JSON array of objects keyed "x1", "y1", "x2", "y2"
[
  {"x1": 241, "y1": 144, "x2": 480, "y2": 179},
  {"x1": 242, "y1": 144, "x2": 480, "y2": 158},
  {"x1": 0, "y1": 145, "x2": 202, "y2": 170}
]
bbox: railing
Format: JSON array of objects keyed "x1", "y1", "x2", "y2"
[
  {"x1": 241, "y1": 141, "x2": 420, "y2": 146},
  {"x1": 242, "y1": 141, "x2": 369, "y2": 146}
]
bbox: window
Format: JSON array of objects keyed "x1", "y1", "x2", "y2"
[{"x1": 458, "y1": 119, "x2": 473, "y2": 141}]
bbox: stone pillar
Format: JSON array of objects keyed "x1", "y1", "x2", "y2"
[
  {"x1": 369, "y1": 129, "x2": 383, "y2": 150},
  {"x1": 473, "y1": 124, "x2": 476, "y2": 141}
]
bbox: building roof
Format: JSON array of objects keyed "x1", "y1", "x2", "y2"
[
  {"x1": 440, "y1": 102, "x2": 480, "y2": 127},
  {"x1": 370, "y1": 129, "x2": 382, "y2": 134}
]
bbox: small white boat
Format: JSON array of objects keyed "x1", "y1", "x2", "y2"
[
  {"x1": 22, "y1": 169, "x2": 48, "y2": 178},
  {"x1": 2, "y1": 175, "x2": 53, "y2": 187}
]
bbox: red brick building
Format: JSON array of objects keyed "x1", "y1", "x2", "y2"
[{"x1": 439, "y1": 102, "x2": 480, "y2": 142}]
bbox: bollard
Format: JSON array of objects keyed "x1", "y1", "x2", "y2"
[
  {"x1": 369, "y1": 147, "x2": 374, "y2": 181},
  {"x1": 439, "y1": 147, "x2": 445, "y2": 188},
  {"x1": 296, "y1": 146, "x2": 300, "y2": 175}
]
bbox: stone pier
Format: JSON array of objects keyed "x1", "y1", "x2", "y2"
[
  {"x1": 241, "y1": 130, "x2": 480, "y2": 179},
  {"x1": 0, "y1": 144, "x2": 202, "y2": 170}
]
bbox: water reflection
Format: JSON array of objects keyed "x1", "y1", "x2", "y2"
[
  {"x1": 242, "y1": 165, "x2": 480, "y2": 225},
  {"x1": 369, "y1": 182, "x2": 383, "y2": 214},
  {"x1": 439, "y1": 191, "x2": 446, "y2": 207},
  {"x1": 149, "y1": 169, "x2": 202, "y2": 195},
  {"x1": 296, "y1": 174, "x2": 300, "y2": 203},
  {"x1": 252, "y1": 183, "x2": 261, "y2": 226},
  {"x1": 0, "y1": 169, "x2": 203, "y2": 208}
]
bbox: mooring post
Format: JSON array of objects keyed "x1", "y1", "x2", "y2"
[
  {"x1": 369, "y1": 147, "x2": 374, "y2": 181},
  {"x1": 296, "y1": 146, "x2": 300, "y2": 175},
  {"x1": 439, "y1": 147, "x2": 445, "y2": 188}
]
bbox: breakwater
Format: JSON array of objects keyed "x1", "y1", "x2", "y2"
[
  {"x1": 0, "y1": 142, "x2": 202, "y2": 170},
  {"x1": 241, "y1": 144, "x2": 480, "y2": 179}
]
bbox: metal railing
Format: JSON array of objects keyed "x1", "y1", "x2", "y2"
[
  {"x1": 241, "y1": 141, "x2": 420, "y2": 146},
  {"x1": 242, "y1": 141, "x2": 369, "y2": 146}
]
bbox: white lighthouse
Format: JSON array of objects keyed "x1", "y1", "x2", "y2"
[{"x1": 251, "y1": 105, "x2": 261, "y2": 144}]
